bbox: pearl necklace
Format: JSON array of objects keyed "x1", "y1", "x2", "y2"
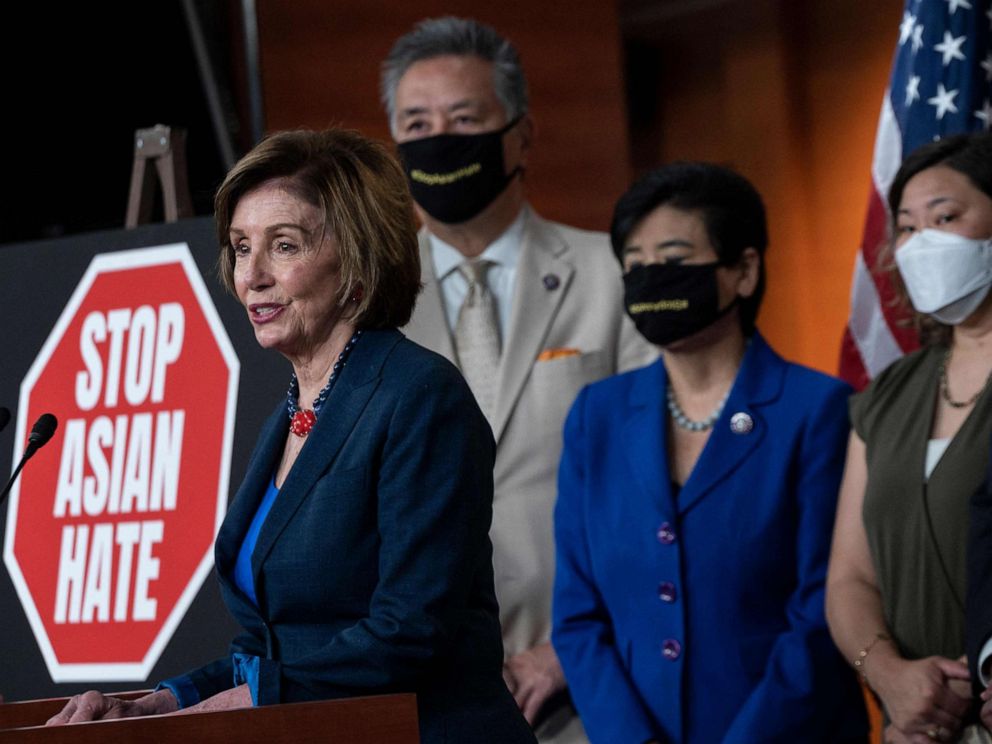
[
  {"x1": 286, "y1": 330, "x2": 362, "y2": 437},
  {"x1": 666, "y1": 383, "x2": 730, "y2": 432}
]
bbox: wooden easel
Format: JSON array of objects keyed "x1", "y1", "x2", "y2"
[{"x1": 124, "y1": 124, "x2": 194, "y2": 228}]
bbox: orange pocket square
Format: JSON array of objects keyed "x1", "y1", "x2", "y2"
[{"x1": 537, "y1": 347, "x2": 581, "y2": 362}]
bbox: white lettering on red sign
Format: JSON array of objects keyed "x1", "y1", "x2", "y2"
[
  {"x1": 6, "y1": 243, "x2": 239, "y2": 682},
  {"x1": 54, "y1": 521, "x2": 163, "y2": 624},
  {"x1": 76, "y1": 303, "x2": 184, "y2": 409},
  {"x1": 49, "y1": 304, "x2": 187, "y2": 625}
]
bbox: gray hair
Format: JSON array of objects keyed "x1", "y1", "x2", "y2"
[{"x1": 381, "y1": 16, "x2": 529, "y2": 135}]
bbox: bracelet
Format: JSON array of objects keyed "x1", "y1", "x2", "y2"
[{"x1": 852, "y1": 632, "x2": 892, "y2": 679}]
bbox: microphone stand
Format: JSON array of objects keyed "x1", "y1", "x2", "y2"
[
  {"x1": 1, "y1": 415, "x2": 58, "y2": 508},
  {"x1": 0, "y1": 444, "x2": 43, "y2": 508}
]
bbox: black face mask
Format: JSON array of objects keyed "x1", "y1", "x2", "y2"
[
  {"x1": 397, "y1": 118, "x2": 522, "y2": 224},
  {"x1": 623, "y1": 262, "x2": 737, "y2": 346}
]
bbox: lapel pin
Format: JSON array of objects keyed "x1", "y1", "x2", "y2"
[
  {"x1": 729, "y1": 412, "x2": 753, "y2": 435},
  {"x1": 542, "y1": 273, "x2": 560, "y2": 290}
]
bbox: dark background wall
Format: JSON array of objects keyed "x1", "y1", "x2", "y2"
[{"x1": 0, "y1": 2, "x2": 244, "y2": 243}]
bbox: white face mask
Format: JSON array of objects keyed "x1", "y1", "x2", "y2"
[{"x1": 895, "y1": 228, "x2": 992, "y2": 325}]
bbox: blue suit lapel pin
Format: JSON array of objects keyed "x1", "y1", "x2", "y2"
[
  {"x1": 542, "y1": 273, "x2": 560, "y2": 290},
  {"x1": 729, "y1": 412, "x2": 753, "y2": 435}
]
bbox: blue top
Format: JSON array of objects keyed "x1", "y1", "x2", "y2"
[
  {"x1": 234, "y1": 478, "x2": 280, "y2": 606},
  {"x1": 158, "y1": 478, "x2": 279, "y2": 708}
]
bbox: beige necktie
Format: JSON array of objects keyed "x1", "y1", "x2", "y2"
[{"x1": 454, "y1": 259, "x2": 501, "y2": 423}]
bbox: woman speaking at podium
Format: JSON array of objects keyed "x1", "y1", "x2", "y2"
[{"x1": 47, "y1": 128, "x2": 536, "y2": 744}]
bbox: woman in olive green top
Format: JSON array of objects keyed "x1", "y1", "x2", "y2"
[{"x1": 827, "y1": 132, "x2": 992, "y2": 744}]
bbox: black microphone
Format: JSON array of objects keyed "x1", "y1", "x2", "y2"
[
  {"x1": 0, "y1": 407, "x2": 10, "y2": 433},
  {"x1": 1, "y1": 413, "x2": 59, "y2": 508},
  {"x1": 25, "y1": 413, "x2": 58, "y2": 455}
]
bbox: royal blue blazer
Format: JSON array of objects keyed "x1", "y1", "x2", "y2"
[
  {"x1": 175, "y1": 329, "x2": 535, "y2": 744},
  {"x1": 552, "y1": 334, "x2": 867, "y2": 743}
]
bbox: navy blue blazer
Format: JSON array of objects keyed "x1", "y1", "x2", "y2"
[
  {"x1": 553, "y1": 334, "x2": 867, "y2": 743},
  {"x1": 182, "y1": 329, "x2": 534, "y2": 744}
]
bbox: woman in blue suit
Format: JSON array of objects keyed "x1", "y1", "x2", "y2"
[
  {"x1": 48, "y1": 129, "x2": 535, "y2": 744},
  {"x1": 552, "y1": 163, "x2": 867, "y2": 743}
]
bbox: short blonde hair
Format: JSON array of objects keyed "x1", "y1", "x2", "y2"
[{"x1": 215, "y1": 129, "x2": 421, "y2": 329}]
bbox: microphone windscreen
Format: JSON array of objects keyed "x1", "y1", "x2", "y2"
[
  {"x1": 0, "y1": 407, "x2": 9, "y2": 433},
  {"x1": 28, "y1": 413, "x2": 58, "y2": 448}
]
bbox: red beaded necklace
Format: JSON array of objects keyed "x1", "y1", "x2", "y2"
[{"x1": 285, "y1": 331, "x2": 362, "y2": 437}]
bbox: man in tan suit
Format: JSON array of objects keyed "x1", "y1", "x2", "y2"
[{"x1": 382, "y1": 17, "x2": 655, "y2": 742}]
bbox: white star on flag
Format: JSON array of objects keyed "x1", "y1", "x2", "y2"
[
  {"x1": 906, "y1": 75, "x2": 922, "y2": 104},
  {"x1": 934, "y1": 31, "x2": 967, "y2": 65},
  {"x1": 900, "y1": 12, "x2": 917, "y2": 44},
  {"x1": 945, "y1": 0, "x2": 972, "y2": 13},
  {"x1": 928, "y1": 83, "x2": 960, "y2": 119},
  {"x1": 912, "y1": 23, "x2": 926, "y2": 53},
  {"x1": 976, "y1": 100, "x2": 992, "y2": 130},
  {"x1": 840, "y1": 0, "x2": 992, "y2": 391}
]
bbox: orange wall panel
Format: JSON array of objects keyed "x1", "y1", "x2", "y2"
[
  {"x1": 628, "y1": 0, "x2": 901, "y2": 375},
  {"x1": 255, "y1": 0, "x2": 631, "y2": 233}
]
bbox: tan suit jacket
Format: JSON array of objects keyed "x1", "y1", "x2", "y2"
[{"x1": 404, "y1": 207, "x2": 656, "y2": 742}]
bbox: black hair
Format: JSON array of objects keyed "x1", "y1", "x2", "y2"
[
  {"x1": 883, "y1": 131, "x2": 992, "y2": 346},
  {"x1": 610, "y1": 161, "x2": 768, "y2": 334},
  {"x1": 888, "y1": 131, "x2": 992, "y2": 217}
]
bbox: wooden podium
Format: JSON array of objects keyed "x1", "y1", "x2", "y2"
[{"x1": 0, "y1": 692, "x2": 419, "y2": 742}]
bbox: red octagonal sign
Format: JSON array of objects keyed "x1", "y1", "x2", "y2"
[{"x1": 5, "y1": 244, "x2": 239, "y2": 682}]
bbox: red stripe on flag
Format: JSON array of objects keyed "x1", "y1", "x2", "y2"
[
  {"x1": 838, "y1": 186, "x2": 920, "y2": 390},
  {"x1": 838, "y1": 328, "x2": 870, "y2": 392},
  {"x1": 859, "y1": 189, "x2": 920, "y2": 354}
]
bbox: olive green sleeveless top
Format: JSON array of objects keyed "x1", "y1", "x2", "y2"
[{"x1": 851, "y1": 344, "x2": 992, "y2": 660}]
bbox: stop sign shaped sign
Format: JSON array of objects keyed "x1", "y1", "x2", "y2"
[{"x1": 5, "y1": 244, "x2": 239, "y2": 682}]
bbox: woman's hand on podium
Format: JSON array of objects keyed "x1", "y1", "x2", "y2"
[
  {"x1": 45, "y1": 688, "x2": 178, "y2": 725},
  {"x1": 174, "y1": 684, "x2": 252, "y2": 714}
]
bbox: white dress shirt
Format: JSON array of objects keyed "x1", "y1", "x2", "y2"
[
  {"x1": 428, "y1": 208, "x2": 526, "y2": 337},
  {"x1": 924, "y1": 438, "x2": 950, "y2": 480}
]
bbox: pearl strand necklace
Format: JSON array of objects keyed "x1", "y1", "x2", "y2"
[{"x1": 666, "y1": 382, "x2": 730, "y2": 433}]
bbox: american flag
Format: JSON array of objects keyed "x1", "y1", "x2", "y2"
[{"x1": 838, "y1": 0, "x2": 992, "y2": 390}]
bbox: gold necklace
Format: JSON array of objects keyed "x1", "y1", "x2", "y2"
[{"x1": 939, "y1": 349, "x2": 992, "y2": 409}]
